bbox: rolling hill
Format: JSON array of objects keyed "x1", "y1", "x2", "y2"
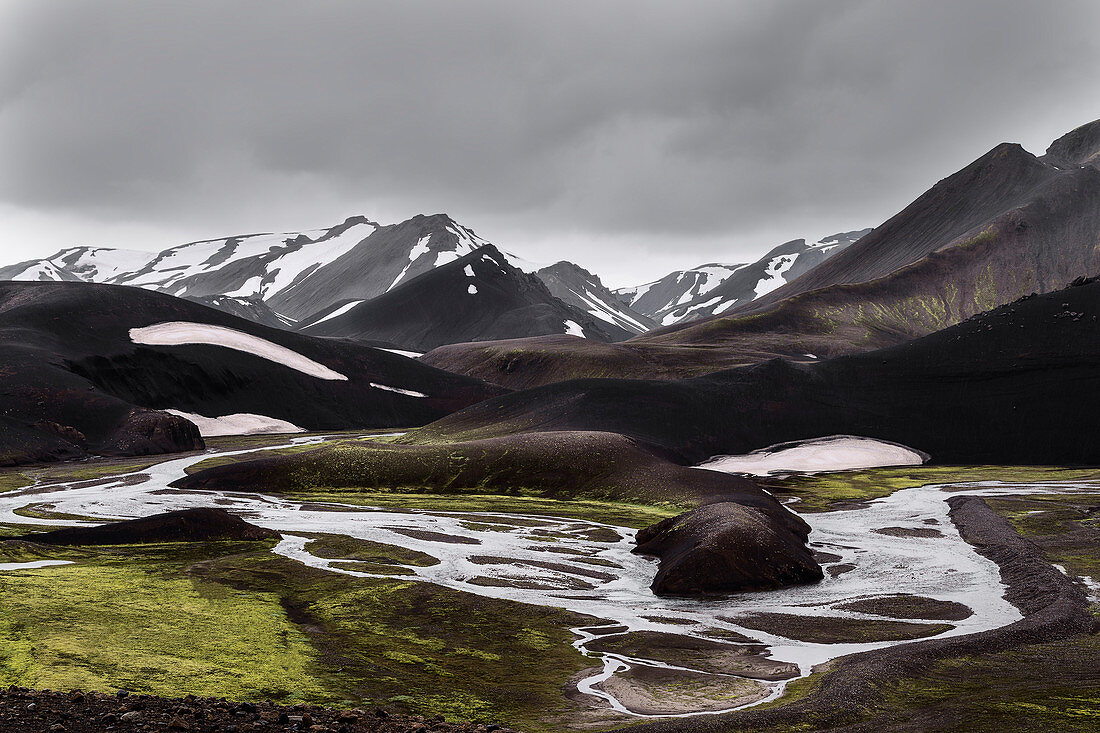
[{"x1": 0, "y1": 281, "x2": 504, "y2": 464}]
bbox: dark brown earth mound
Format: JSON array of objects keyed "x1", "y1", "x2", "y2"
[
  {"x1": 0, "y1": 687, "x2": 514, "y2": 733},
  {"x1": 730, "y1": 612, "x2": 952, "y2": 644},
  {"x1": 17, "y1": 508, "x2": 278, "y2": 546},
  {"x1": 586, "y1": 631, "x2": 798, "y2": 680},
  {"x1": 175, "y1": 430, "x2": 807, "y2": 536},
  {"x1": 633, "y1": 502, "x2": 823, "y2": 596},
  {"x1": 836, "y1": 594, "x2": 974, "y2": 621}
]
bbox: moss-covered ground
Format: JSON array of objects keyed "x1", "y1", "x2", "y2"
[
  {"x1": 287, "y1": 490, "x2": 681, "y2": 529},
  {"x1": 0, "y1": 538, "x2": 600, "y2": 730},
  {"x1": 5, "y1": 446, "x2": 1099, "y2": 731},
  {"x1": 765, "y1": 465, "x2": 1100, "y2": 512}
]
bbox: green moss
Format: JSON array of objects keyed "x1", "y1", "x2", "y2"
[
  {"x1": 0, "y1": 560, "x2": 332, "y2": 702},
  {"x1": 0, "y1": 472, "x2": 30, "y2": 493},
  {"x1": 201, "y1": 553, "x2": 596, "y2": 729},
  {"x1": 0, "y1": 537, "x2": 605, "y2": 730},
  {"x1": 302, "y1": 533, "x2": 440, "y2": 570},
  {"x1": 286, "y1": 490, "x2": 682, "y2": 528},
  {"x1": 956, "y1": 228, "x2": 997, "y2": 251},
  {"x1": 875, "y1": 638, "x2": 1100, "y2": 732},
  {"x1": 973, "y1": 262, "x2": 1000, "y2": 312},
  {"x1": 768, "y1": 465, "x2": 1100, "y2": 512}
]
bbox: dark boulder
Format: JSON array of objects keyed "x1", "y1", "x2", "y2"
[
  {"x1": 19, "y1": 507, "x2": 278, "y2": 545},
  {"x1": 633, "y1": 502, "x2": 823, "y2": 596},
  {"x1": 100, "y1": 408, "x2": 205, "y2": 457}
]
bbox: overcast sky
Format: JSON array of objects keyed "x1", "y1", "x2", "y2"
[{"x1": 2, "y1": 1, "x2": 1099, "y2": 287}]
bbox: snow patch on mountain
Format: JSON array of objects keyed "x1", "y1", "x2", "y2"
[
  {"x1": 754, "y1": 253, "x2": 799, "y2": 298},
  {"x1": 302, "y1": 300, "x2": 365, "y2": 330},
  {"x1": 130, "y1": 322, "x2": 348, "y2": 380},
  {"x1": 620, "y1": 229, "x2": 870, "y2": 326},
  {"x1": 698, "y1": 436, "x2": 926, "y2": 476},
  {"x1": 165, "y1": 409, "x2": 305, "y2": 437},
  {"x1": 370, "y1": 382, "x2": 428, "y2": 397},
  {"x1": 259, "y1": 222, "x2": 378, "y2": 299}
]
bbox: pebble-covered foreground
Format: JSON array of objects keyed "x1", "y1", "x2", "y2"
[{"x1": 0, "y1": 688, "x2": 518, "y2": 733}]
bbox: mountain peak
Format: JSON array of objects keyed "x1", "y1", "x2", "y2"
[{"x1": 1042, "y1": 118, "x2": 1100, "y2": 169}]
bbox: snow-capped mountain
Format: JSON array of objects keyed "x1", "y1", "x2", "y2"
[
  {"x1": 616, "y1": 229, "x2": 871, "y2": 325},
  {"x1": 0, "y1": 214, "x2": 538, "y2": 323},
  {"x1": 183, "y1": 295, "x2": 298, "y2": 330},
  {"x1": 0, "y1": 211, "x2": 866, "y2": 341},
  {"x1": 614, "y1": 263, "x2": 749, "y2": 324},
  {"x1": 299, "y1": 245, "x2": 632, "y2": 349},
  {"x1": 534, "y1": 261, "x2": 656, "y2": 335}
]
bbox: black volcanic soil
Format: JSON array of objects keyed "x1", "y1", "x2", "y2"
[
  {"x1": 408, "y1": 278, "x2": 1100, "y2": 466},
  {"x1": 0, "y1": 281, "x2": 504, "y2": 465},
  {"x1": 14, "y1": 508, "x2": 277, "y2": 546},
  {"x1": 0, "y1": 688, "x2": 517, "y2": 733}
]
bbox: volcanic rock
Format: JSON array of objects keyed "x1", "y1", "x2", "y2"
[
  {"x1": 17, "y1": 508, "x2": 278, "y2": 545},
  {"x1": 633, "y1": 502, "x2": 823, "y2": 596}
]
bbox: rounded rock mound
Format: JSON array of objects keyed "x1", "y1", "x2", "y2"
[
  {"x1": 633, "y1": 502, "x2": 823, "y2": 596},
  {"x1": 18, "y1": 507, "x2": 278, "y2": 545}
]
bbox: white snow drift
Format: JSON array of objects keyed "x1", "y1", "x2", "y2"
[
  {"x1": 165, "y1": 410, "x2": 305, "y2": 437},
  {"x1": 369, "y1": 382, "x2": 428, "y2": 398},
  {"x1": 698, "y1": 435, "x2": 927, "y2": 476},
  {"x1": 129, "y1": 322, "x2": 348, "y2": 380}
]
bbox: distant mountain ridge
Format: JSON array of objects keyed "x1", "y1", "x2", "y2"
[
  {"x1": 535, "y1": 261, "x2": 658, "y2": 333},
  {"x1": 299, "y1": 245, "x2": 634, "y2": 348},
  {"x1": 0, "y1": 213, "x2": 663, "y2": 345},
  {"x1": 617, "y1": 230, "x2": 871, "y2": 326}
]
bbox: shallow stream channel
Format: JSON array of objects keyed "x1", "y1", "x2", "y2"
[{"x1": 0, "y1": 435, "x2": 1093, "y2": 719}]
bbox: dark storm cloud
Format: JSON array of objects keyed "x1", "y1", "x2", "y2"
[{"x1": 2, "y1": 0, "x2": 1099, "y2": 281}]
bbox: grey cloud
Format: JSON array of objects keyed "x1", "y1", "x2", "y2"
[{"x1": 1, "y1": 0, "x2": 1099, "y2": 281}]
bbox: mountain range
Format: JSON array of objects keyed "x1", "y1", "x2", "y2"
[
  {"x1": 0, "y1": 214, "x2": 859, "y2": 349},
  {"x1": 614, "y1": 229, "x2": 871, "y2": 326}
]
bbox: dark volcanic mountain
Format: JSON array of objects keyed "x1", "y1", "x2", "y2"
[
  {"x1": 298, "y1": 245, "x2": 632, "y2": 349},
  {"x1": 534, "y1": 261, "x2": 656, "y2": 335},
  {"x1": 0, "y1": 281, "x2": 503, "y2": 465},
  {"x1": 422, "y1": 119, "x2": 1100, "y2": 388},
  {"x1": 181, "y1": 294, "x2": 296, "y2": 329},
  {"x1": 617, "y1": 230, "x2": 870, "y2": 326},
  {"x1": 408, "y1": 276, "x2": 1100, "y2": 467}
]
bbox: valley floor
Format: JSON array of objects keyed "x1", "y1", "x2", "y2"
[{"x1": 0, "y1": 434, "x2": 1097, "y2": 731}]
